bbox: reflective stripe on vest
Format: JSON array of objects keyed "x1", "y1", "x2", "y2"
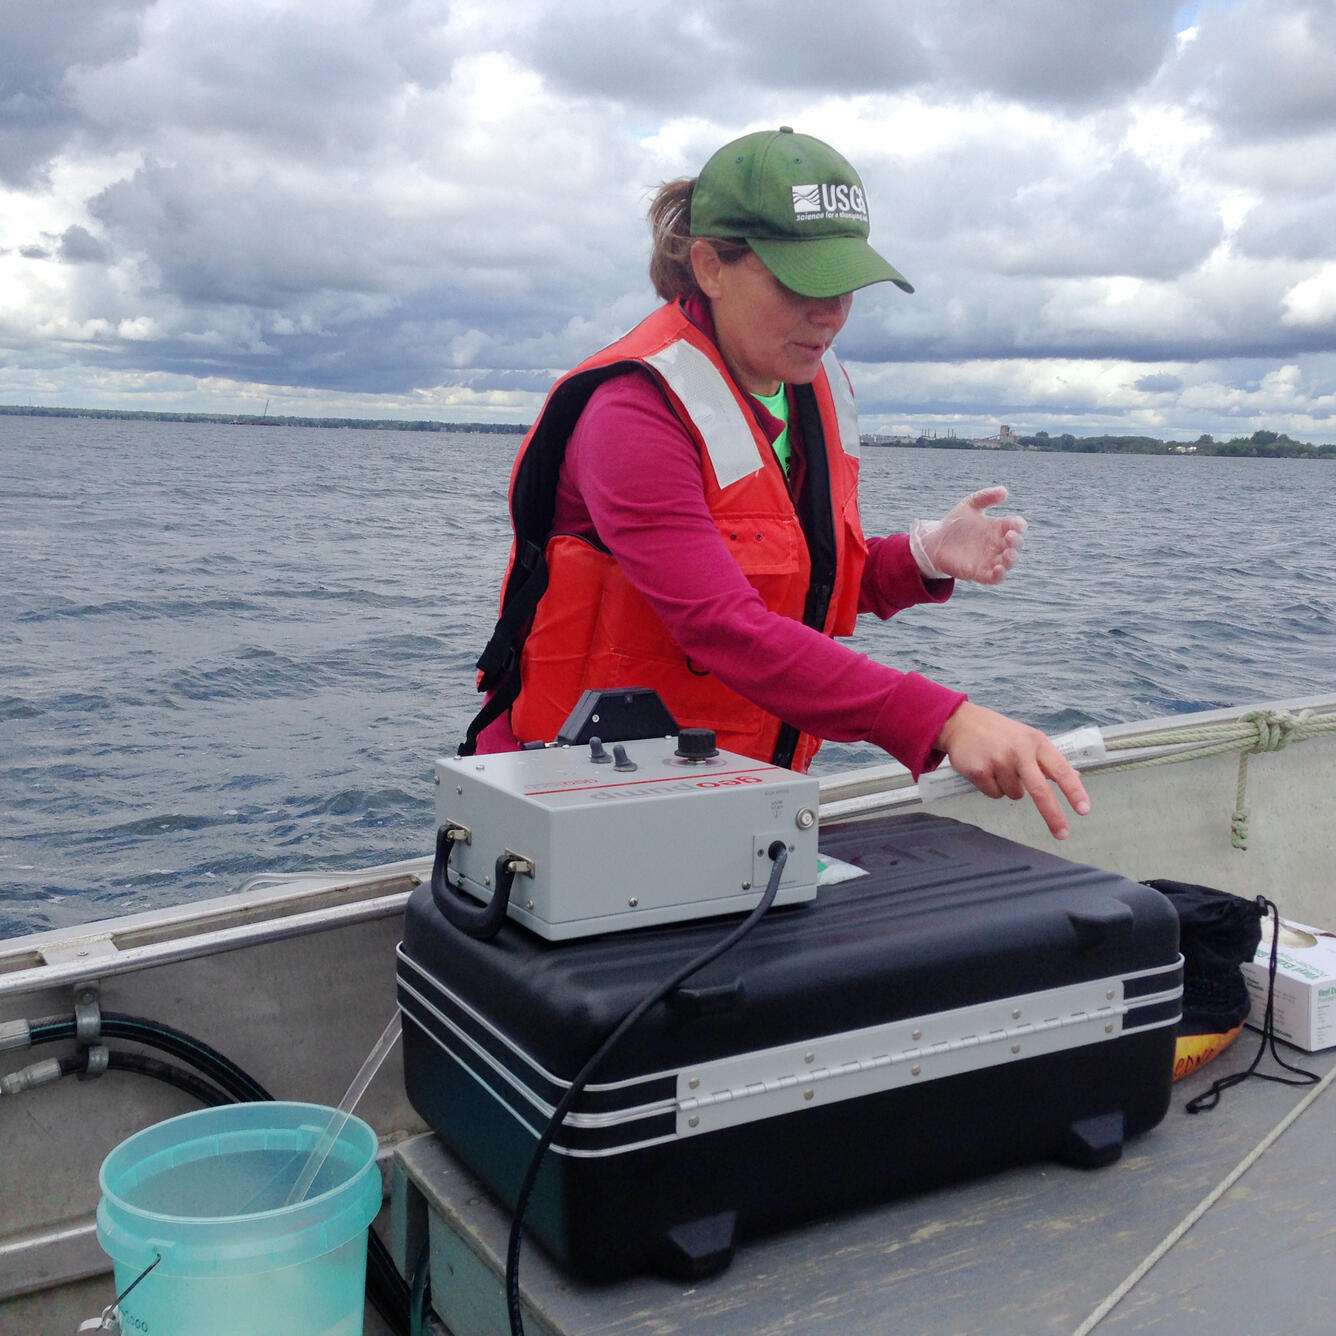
[
  {"x1": 822, "y1": 347, "x2": 860, "y2": 463},
  {"x1": 643, "y1": 339, "x2": 761, "y2": 489}
]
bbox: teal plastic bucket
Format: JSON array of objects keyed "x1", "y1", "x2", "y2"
[{"x1": 97, "y1": 1102, "x2": 382, "y2": 1336}]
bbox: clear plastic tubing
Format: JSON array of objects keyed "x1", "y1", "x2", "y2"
[{"x1": 284, "y1": 1012, "x2": 403, "y2": 1207}]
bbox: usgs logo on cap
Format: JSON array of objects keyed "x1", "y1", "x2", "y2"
[{"x1": 792, "y1": 182, "x2": 868, "y2": 222}]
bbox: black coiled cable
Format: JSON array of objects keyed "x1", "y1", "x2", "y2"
[
  {"x1": 504, "y1": 840, "x2": 790, "y2": 1336},
  {"x1": 1186, "y1": 896, "x2": 1320, "y2": 1114}
]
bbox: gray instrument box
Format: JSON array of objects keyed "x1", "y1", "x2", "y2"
[{"x1": 435, "y1": 739, "x2": 820, "y2": 940}]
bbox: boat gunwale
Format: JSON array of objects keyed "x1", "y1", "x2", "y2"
[{"x1": 0, "y1": 859, "x2": 430, "y2": 997}]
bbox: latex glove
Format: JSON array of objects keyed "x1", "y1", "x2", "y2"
[
  {"x1": 909, "y1": 486, "x2": 1026, "y2": 585},
  {"x1": 934, "y1": 701, "x2": 1091, "y2": 840}
]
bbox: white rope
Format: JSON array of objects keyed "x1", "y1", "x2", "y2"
[
  {"x1": 1101, "y1": 707, "x2": 1333, "y2": 772},
  {"x1": 1071, "y1": 1060, "x2": 1336, "y2": 1335},
  {"x1": 1102, "y1": 708, "x2": 1331, "y2": 851}
]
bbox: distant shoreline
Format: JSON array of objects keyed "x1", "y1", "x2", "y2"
[
  {"x1": 0, "y1": 403, "x2": 527, "y2": 435},
  {"x1": 2, "y1": 403, "x2": 1332, "y2": 457},
  {"x1": 862, "y1": 432, "x2": 1335, "y2": 458}
]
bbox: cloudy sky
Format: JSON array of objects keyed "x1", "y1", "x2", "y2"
[{"x1": 3, "y1": 0, "x2": 1335, "y2": 441}]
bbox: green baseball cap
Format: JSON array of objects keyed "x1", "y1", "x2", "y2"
[{"x1": 690, "y1": 127, "x2": 913, "y2": 299}]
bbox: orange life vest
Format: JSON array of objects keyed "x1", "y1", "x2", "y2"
[{"x1": 467, "y1": 301, "x2": 867, "y2": 771}]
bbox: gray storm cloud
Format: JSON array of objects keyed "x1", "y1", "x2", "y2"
[{"x1": 1, "y1": 0, "x2": 1334, "y2": 439}]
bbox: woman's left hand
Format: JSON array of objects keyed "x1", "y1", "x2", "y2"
[{"x1": 910, "y1": 485, "x2": 1027, "y2": 585}]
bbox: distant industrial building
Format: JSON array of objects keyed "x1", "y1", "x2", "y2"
[{"x1": 970, "y1": 424, "x2": 1020, "y2": 449}]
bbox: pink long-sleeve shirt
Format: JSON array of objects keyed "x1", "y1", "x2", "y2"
[{"x1": 477, "y1": 310, "x2": 968, "y2": 776}]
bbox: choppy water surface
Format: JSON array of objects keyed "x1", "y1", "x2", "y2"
[{"x1": 3, "y1": 415, "x2": 1333, "y2": 935}]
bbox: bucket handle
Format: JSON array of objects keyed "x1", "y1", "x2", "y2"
[{"x1": 79, "y1": 1253, "x2": 161, "y2": 1333}]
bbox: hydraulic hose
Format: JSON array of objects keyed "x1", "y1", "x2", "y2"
[
  {"x1": 94, "y1": 1048, "x2": 233, "y2": 1106},
  {"x1": 2, "y1": 1047, "x2": 229, "y2": 1109},
  {"x1": 26, "y1": 1012, "x2": 273, "y2": 1102},
  {"x1": 104, "y1": 1050, "x2": 232, "y2": 1106}
]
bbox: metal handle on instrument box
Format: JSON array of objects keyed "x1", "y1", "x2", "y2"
[{"x1": 430, "y1": 823, "x2": 527, "y2": 942}]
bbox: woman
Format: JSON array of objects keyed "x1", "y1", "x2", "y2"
[{"x1": 464, "y1": 127, "x2": 1089, "y2": 840}]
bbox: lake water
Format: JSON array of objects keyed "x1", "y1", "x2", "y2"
[{"x1": 3, "y1": 414, "x2": 1333, "y2": 936}]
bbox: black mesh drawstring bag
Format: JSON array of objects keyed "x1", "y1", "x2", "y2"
[{"x1": 1145, "y1": 879, "x2": 1319, "y2": 1111}]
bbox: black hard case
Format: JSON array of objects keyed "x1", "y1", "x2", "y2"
[{"x1": 397, "y1": 813, "x2": 1182, "y2": 1281}]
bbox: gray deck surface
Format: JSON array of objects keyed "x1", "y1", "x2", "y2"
[{"x1": 395, "y1": 1037, "x2": 1336, "y2": 1336}]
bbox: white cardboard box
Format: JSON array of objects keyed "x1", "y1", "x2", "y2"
[{"x1": 1241, "y1": 918, "x2": 1336, "y2": 1052}]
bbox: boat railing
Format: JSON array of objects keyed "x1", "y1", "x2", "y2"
[{"x1": 0, "y1": 858, "x2": 430, "y2": 998}]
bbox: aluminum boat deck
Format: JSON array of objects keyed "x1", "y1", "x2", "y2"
[{"x1": 391, "y1": 1038, "x2": 1336, "y2": 1335}]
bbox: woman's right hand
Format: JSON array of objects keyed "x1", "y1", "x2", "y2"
[{"x1": 933, "y1": 701, "x2": 1091, "y2": 840}]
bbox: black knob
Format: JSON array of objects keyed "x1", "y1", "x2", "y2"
[
  {"x1": 588, "y1": 737, "x2": 612, "y2": 764},
  {"x1": 675, "y1": 728, "x2": 718, "y2": 761}
]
